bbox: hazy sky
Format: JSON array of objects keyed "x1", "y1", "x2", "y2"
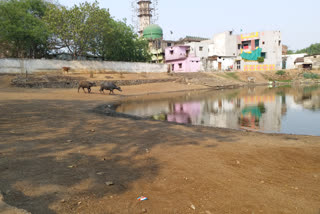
[{"x1": 59, "y1": 0, "x2": 320, "y2": 50}]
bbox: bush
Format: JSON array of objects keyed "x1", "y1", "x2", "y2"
[
  {"x1": 276, "y1": 70, "x2": 286, "y2": 76},
  {"x1": 303, "y1": 72, "x2": 319, "y2": 79},
  {"x1": 257, "y1": 57, "x2": 264, "y2": 63}
]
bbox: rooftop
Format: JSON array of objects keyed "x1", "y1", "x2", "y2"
[{"x1": 143, "y1": 24, "x2": 163, "y2": 40}]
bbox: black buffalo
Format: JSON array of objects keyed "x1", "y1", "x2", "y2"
[
  {"x1": 99, "y1": 82, "x2": 122, "y2": 95},
  {"x1": 78, "y1": 81, "x2": 96, "y2": 93}
]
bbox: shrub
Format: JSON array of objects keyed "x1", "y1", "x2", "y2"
[
  {"x1": 257, "y1": 57, "x2": 264, "y2": 63},
  {"x1": 303, "y1": 72, "x2": 319, "y2": 79},
  {"x1": 276, "y1": 70, "x2": 286, "y2": 76}
]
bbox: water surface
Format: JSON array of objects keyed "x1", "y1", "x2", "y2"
[{"x1": 116, "y1": 85, "x2": 320, "y2": 136}]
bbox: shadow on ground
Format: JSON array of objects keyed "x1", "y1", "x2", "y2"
[{"x1": 0, "y1": 99, "x2": 238, "y2": 213}]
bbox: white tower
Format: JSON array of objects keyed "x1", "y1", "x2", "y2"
[{"x1": 137, "y1": 0, "x2": 152, "y2": 36}]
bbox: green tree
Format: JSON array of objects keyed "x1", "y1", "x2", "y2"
[
  {"x1": 286, "y1": 50, "x2": 295, "y2": 54},
  {"x1": 296, "y1": 43, "x2": 320, "y2": 55},
  {"x1": 45, "y1": 1, "x2": 150, "y2": 62},
  {"x1": 0, "y1": 0, "x2": 51, "y2": 58},
  {"x1": 45, "y1": 1, "x2": 107, "y2": 59},
  {"x1": 97, "y1": 19, "x2": 150, "y2": 62}
]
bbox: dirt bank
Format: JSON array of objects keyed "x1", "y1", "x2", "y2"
[
  {"x1": 0, "y1": 76, "x2": 319, "y2": 214},
  {"x1": 10, "y1": 70, "x2": 320, "y2": 91}
]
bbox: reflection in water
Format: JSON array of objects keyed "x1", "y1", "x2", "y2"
[{"x1": 116, "y1": 85, "x2": 320, "y2": 136}]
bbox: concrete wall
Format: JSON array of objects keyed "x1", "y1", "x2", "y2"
[
  {"x1": 304, "y1": 55, "x2": 320, "y2": 69},
  {"x1": 201, "y1": 57, "x2": 235, "y2": 71},
  {"x1": 168, "y1": 56, "x2": 200, "y2": 73},
  {"x1": 0, "y1": 58, "x2": 168, "y2": 73},
  {"x1": 185, "y1": 57, "x2": 201, "y2": 72},
  {"x1": 209, "y1": 32, "x2": 226, "y2": 56},
  {"x1": 165, "y1": 46, "x2": 189, "y2": 61},
  {"x1": 282, "y1": 53, "x2": 307, "y2": 69},
  {"x1": 208, "y1": 31, "x2": 239, "y2": 57},
  {"x1": 187, "y1": 41, "x2": 211, "y2": 59},
  {"x1": 259, "y1": 31, "x2": 282, "y2": 68},
  {"x1": 241, "y1": 31, "x2": 282, "y2": 71}
]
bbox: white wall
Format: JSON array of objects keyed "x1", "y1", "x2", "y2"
[
  {"x1": 304, "y1": 55, "x2": 320, "y2": 69},
  {"x1": 0, "y1": 59, "x2": 168, "y2": 73},
  {"x1": 282, "y1": 53, "x2": 307, "y2": 69},
  {"x1": 259, "y1": 31, "x2": 282, "y2": 69},
  {"x1": 241, "y1": 31, "x2": 282, "y2": 71},
  {"x1": 208, "y1": 31, "x2": 239, "y2": 57},
  {"x1": 187, "y1": 41, "x2": 211, "y2": 59},
  {"x1": 201, "y1": 57, "x2": 235, "y2": 71}
]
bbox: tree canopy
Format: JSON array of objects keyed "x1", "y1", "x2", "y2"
[
  {"x1": 0, "y1": 0, "x2": 150, "y2": 62},
  {"x1": 0, "y1": 0, "x2": 51, "y2": 58},
  {"x1": 296, "y1": 43, "x2": 320, "y2": 55}
]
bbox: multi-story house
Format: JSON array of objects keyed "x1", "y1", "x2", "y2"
[{"x1": 165, "y1": 45, "x2": 201, "y2": 73}]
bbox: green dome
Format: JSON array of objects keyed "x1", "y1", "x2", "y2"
[{"x1": 143, "y1": 24, "x2": 163, "y2": 40}]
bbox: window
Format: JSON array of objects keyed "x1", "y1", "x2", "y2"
[
  {"x1": 170, "y1": 50, "x2": 174, "y2": 55},
  {"x1": 238, "y1": 44, "x2": 241, "y2": 50},
  {"x1": 199, "y1": 46, "x2": 203, "y2": 51},
  {"x1": 262, "y1": 41, "x2": 265, "y2": 45},
  {"x1": 186, "y1": 49, "x2": 190, "y2": 56},
  {"x1": 242, "y1": 41, "x2": 250, "y2": 49},
  {"x1": 255, "y1": 39, "x2": 260, "y2": 48},
  {"x1": 261, "y1": 52, "x2": 266, "y2": 58},
  {"x1": 178, "y1": 63, "x2": 182, "y2": 69},
  {"x1": 278, "y1": 40, "x2": 281, "y2": 46},
  {"x1": 167, "y1": 43, "x2": 172, "y2": 47}
]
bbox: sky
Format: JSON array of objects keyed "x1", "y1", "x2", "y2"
[{"x1": 58, "y1": 0, "x2": 320, "y2": 50}]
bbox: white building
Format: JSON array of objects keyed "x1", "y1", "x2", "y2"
[
  {"x1": 282, "y1": 53, "x2": 307, "y2": 69},
  {"x1": 185, "y1": 31, "x2": 283, "y2": 72}
]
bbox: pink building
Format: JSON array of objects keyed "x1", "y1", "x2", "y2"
[{"x1": 165, "y1": 45, "x2": 201, "y2": 72}]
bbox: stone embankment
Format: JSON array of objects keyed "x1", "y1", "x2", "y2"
[{"x1": 11, "y1": 74, "x2": 176, "y2": 88}]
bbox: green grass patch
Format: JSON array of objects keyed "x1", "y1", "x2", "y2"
[
  {"x1": 225, "y1": 72, "x2": 241, "y2": 81},
  {"x1": 276, "y1": 70, "x2": 286, "y2": 76},
  {"x1": 303, "y1": 72, "x2": 319, "y2": 79}
]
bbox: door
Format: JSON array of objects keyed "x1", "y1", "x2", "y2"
[{"x1": 218, "y1": 62, "x2": 222, "y2": 70}]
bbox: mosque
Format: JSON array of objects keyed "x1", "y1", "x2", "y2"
[{"x1": 137, "y1": 0, "x2": 172, "y2": 63}]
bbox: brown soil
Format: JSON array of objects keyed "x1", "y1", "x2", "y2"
[{"x1": 0, "y1": 75, "x2": 319, "y2": 214}]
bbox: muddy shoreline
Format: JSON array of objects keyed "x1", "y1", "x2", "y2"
[{"x1": 0, "y1": 75, "x2": 320, "y2": 214}]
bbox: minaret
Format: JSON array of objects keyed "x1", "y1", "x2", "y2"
[{"x1": 137, "y1": 0, "x2": 152, "y2": 36}]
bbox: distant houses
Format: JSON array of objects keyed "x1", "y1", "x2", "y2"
[
  {"x1": 141, "y1": 25, "x2": 319, "y2": 72},
  {"x1": 165, "y1": 46, "x2": 200, "y2": 73},
  {"x1": 282, "y1": 54, "x2": 320, "y2": 70},
  {"x1": 164, "y1": 31, "x2": 283, "y2": 72}
]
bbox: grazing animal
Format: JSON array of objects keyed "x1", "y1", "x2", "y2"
[
  {"x1": 78, "y1": 81, "x2": 96, "y2": 93},
  {"x1": 62, "y1": 67, "x2": 71, "y2": 73},
  {"x1": 99, "y1": 82, "x2": 122, "y2": 95}
]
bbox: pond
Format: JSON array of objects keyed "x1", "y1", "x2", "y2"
[{"x1": 115, "y1": 85, "x2": 320, "y2": 136}]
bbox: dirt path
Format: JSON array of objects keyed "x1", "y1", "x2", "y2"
[{"x1": 0, "y1": 82, "x2": 319, "y2": 214}]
